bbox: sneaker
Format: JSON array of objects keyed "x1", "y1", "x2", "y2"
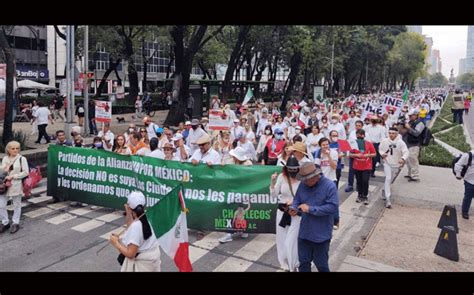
[
  {"x1": 345, "y1": 186, "x2": 354, "y2": 193},
  {"x1": 10, "y1": 224, "x2": 19, "y2": 234},
  {"x1": 333, "y1": 222, "x2": 340, "y2": 230},
  {"x1": 240, "y1": 233, "x2": 249, "y2": 239},
  {"x1": 385, "y1": 202, "x2": 392, "y2": 209},
  {"x1": 462, "y1": 213, "x2": 469, "y2": 220},
  {"x1": 356, "y1": 196, "x2": 362, "y2": 203},
  {"x1": 364, "y1": 198, "x2": 369, "y2": 205},
  {"x1": 0, "y1": 223, "x2": 10, "y2": 233},
  {"x1": 218, "y1": 233, "x2": 233, "y2": 243},
  {"x1": 408, "y1": 178, "x2": 420, "y2": 182},
  {"x1": 370, "y1": 173, "x2": 376, "y2": 178},
  {"x1": 404, "y1": 175, "x2": 412, "y2": 179}
]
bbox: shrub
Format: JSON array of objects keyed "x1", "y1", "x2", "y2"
[
  {"x1": 436, "y1": 125, "x2": 471, "y2": 153},
  {"x1": 0, "y1": 130, "x2": 29, "y2": 153},
  {"x1": 419, "y1": 144, "x2": 453, "y2": 168}
]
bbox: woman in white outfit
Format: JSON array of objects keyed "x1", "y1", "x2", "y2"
[
  {"x1": 30, "y1": 100, "x2": 39, "y2": 135},
  {"x1": 0, "y1": 141, "x2": 29, "y2": 234},
  {"x1": 270, "y1": 155, "x2": 301, "y2": 272},
  {"x1": 110, "y1": 191, "x2": 161, "y2": 272}
]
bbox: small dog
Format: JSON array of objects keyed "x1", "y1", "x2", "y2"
[{"x1": 116, "y1": 117, "x2": 126, "y2": 123}]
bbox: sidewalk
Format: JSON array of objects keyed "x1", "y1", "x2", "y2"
[{"x1": 354, "y1": 164, "x2": 474, "y2": 271}]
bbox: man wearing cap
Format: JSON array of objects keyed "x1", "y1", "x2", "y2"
[
  {"x1": 401, "y1": 109, "x2": 425, "y2": 182},
  {"x1": 288, "y1": 162, "x2": 338, "y2": 272},
  {"x1": 189, "y1": 134, "x2": 221, "y2": 166},
  {"x1": 182, "y1": 121, "x2": 192, "y2": 141},
  {"x1": 263, "y1": 128, "x2": 286, "y2": 165},
  {"x1": 143, "y1": 117, "x2": 159, "y2": 140},
  {"x1": 186, "y1": 119, "x2": 207, "y2": 154},
  {"x1": 110, "y1": 191, "x2": 161, "y2": 272},
  {"x1": 230, "y1": 119, "x2": 245, "y2": 143},
  {"x1": 172, "y1": 133, "x2": 190, "y2": 161}
]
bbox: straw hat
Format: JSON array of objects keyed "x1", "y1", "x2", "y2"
[
  {"x1": 289, "y1": 142, "x2": 308, "y2": 156},
  {"x1": 296, "y1": 162, "x2": 322, "y2": 181}
]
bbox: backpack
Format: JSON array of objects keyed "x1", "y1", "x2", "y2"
[
  {"x1": 78, "y1": 106, "x2": 84, "y2": 113},
  {"x1": 419, "y1": 124, "x2": 434, "y2": 146},
  {"x1": 452, "y1": 152, "x2": 472, "y2": 178}
]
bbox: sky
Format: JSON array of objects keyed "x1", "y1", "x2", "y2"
[{"x1": 422, "y1": 26, "x2": 467, "y2": 78}]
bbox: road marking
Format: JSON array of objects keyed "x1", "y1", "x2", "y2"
[
  {"x1": 188, "y1": 232, "x2": 222, "y2": 264},
  {"x1": 28, "y1": 196, "x2": 52, "y2": 204},
  {"x1": 95, "y1": 212, "x2": 123, "y2": 223},
  {"x1": 6, "y1": 202, "x2": 29, "y2": 211},
  {"x1": 71, "y1": 219, "x2": 106, "y2": 233},
  {"x1": 213, "y1": 234, "x2": 275, "y2": 272},
  {"x1": 47, "y1": 203, "x2": 69, "y2": 210},
  {"x1": 46, "y1": 213, "x2": 77, "y2": 225},
  {"x1": 374, "y1": 170, "x2": 385, "y2": 177},
  {"x1": 100, "y1": 226, "x2": 126, "y2": 239},
  {"x1": 69, "y1": 207, "x2": 98, "y2": 216},
  {"x1": 338, "y1": 181, "x2": 346, "y2": 190},
  {"x1": 24, "y1": 207, "x2": 54, "y2": 218},
  {"x1": 369, "y1": 185, "x2": 376, "y2": 192}
]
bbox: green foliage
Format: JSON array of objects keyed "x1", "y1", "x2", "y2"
[
  {"x1": 0, "y1": 130, "x2": 28, "y2": 152},
  {"x1": 419, "y1": 144, "x2": 453, "y2": 168},
  {"x1": 427, "y1": 72, "x2": 449, "y2": 87},
  {"x1": 456, "y1": 72, "x2": 474, "y2": 89},
  {"x1": 431, "y1": 118, "x2": 455, "y2": 134},
  {"x1": 436, "y1": 125, "x2": 471, "y2": 153}
]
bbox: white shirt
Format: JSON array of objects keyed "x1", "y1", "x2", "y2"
[
  {"x1": 97, "y1": 130, "x2": 115, "y2": 151},
  {"x1": 174, "y1": 144, "x2": 191, "y2": 161},
  {"x1": 314, "y1": 149, "x2": 338, "y2": 181},
  {"x1": 454, "y1": 150, "x2": 474, "y2": 184},
  {"x1": 346, "y1": 116, "x2": 360, "y2": 134},
  {"x1": 378, "y1": 137, "x2": 409, "y2": 168},
  {"x1": 147, "y1": 149, "x2": 165, "y2": 160},
  {"x1": 121, "y1": 220, "x2": 159, "y2": 252},
  {"x1": 245, "y1": 130, "x2": 256, "y2": 143},
  {"x1": 272, "y1": 122, "x2": 287, "y2": 133},
  {"x1": 256, "y1": 117, "x2": 270, "y2": 136},
  {"x1": 327, "y1": 122, "x2": 347, "y2": 140},
  {"x1": 189, "y1": 147, "x2": 222, "y2": 165},
  {"x1": 145, "y1": 123, "x2": 158, "y2": 140},
  {"x1": 237, "y1": 140, "x2": 257, "y2": 161},
  {"x1": 136, "y1": 147, "x2": 151, "y2": 156},
  {"x1": 270, "y1": 173, "x2": 301, "y2": 204},
  {"x1": 364, "y1": 124, "x2": 386, "y2": 143},
  {"x1": 186, "y1": 127, "x2": 207, "y2": 154},
  {"x1": 306, "y1": 133, "x2": 324, "y2": 155},
  {"x1": 230, "y1": 125, "x2": 245, "y2": 141},
  {"x1": 35, "y1": 107, "x2": 50, "y2": 125}
]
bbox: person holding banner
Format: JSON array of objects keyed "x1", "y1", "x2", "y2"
[
  {"x1": 110, "y1": 191, "x2": 161, "y2": 272},
  {"x1": 190, "y1": 134, "x2": 221, "y2": 166},
  {"x1": 97, "y1": 123, "x2": 115, "y2": 152},
  {"x1": 113, "y1": 135, "x2": 131, "y2": 155},
  {"x1": 270, "y1": 155, "x2": 301, "y2": 272}
]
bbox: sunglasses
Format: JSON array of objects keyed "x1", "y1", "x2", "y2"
[
  {"x1": 198, "y1": 143, "x2": 208, "y2": 147},
  {"x1": 140, "y1": 130, "x2": 146, "y2": 133}
]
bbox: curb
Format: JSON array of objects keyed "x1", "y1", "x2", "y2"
[{"x1": 434, "y1": 138, "x2": 462, "y2": 157}]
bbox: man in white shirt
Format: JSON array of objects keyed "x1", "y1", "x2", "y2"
[
  {"x1": 230, "y1": 119, "x2": 245, "y2": 143},
  {"x1": 32, "y1": 102, "x2": 54, "y2": 144},
  {"x1": 189, "y1": 134, "x2": 221, "y2": 166},
  {"x1": 327, "y1": 113, "x2": 346, "y2": 140},
  {"x1": 364, "y1": 115, "x2": 386, "y2": 177},
  {"x1": 172, "y1": 133, "x2": 191, "y2": 162},
  {"x1": 97, "y1": 123, "x2": 115, "y2": 151},
  {"x1": 147, "y1": 138, "x2": 165, "y2": 159},
  {"x1": 143, "y1": 117, "x2": 159, "y2": 140},
  {"x1": 379, "y1": 127, "x2": 409, "y2": 208},
  {"x1": 313, "y1": 137, "x2": 338, "y2": 182},
  {"x1": 186, "y1": 119, "x2": 207, "y2": 155},
  {"x1": 454, "y1": 149, "x2": 474, "y2": 219}
]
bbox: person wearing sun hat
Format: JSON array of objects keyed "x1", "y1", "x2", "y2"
[
  {"x1": 289, "y1": 141, "x2": 312, "y2": 163},
  {"x1": 171, "y1": 133, "x2": 191, "y2": 161},
  {"x1": 288, "y1": 161, "x2": 338, "y2": 272},
  {"x1": 189, "y1": 133, "x2": 221, "y2": 166}
]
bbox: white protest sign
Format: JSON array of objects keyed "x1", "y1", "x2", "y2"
[
  {"x1": 95, "y1": 101, "x2": 112, "y2": 123},
  {"x1": 208, "y1": 110, "x2": 232, "y2": 131}
]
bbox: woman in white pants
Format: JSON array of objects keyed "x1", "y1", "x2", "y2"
[
  {"x1": 1, "y1": 141, "x2": 29, "y2": 234},
  {"x1": 378, "y1": 127, "x2": 409, "y2": 208},
  {"x1": 31, "y1": 100, "x2": 39, "y2": 135},
  {"x1": 270, "y1": 155, "x2": 301, "y2": 271}
]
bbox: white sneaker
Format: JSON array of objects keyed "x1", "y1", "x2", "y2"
[
  {"x1": 218, "y1": 233, "x2": 233, "y2": 243},
  {"x1": 240, "y1": 233, "x2": 249, "y2": 239}
]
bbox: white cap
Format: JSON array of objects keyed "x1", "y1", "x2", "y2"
[
  {"x1": 127, "y1": 191, "x2": 146, "y2": 210},
  {"x1": 408, "y1": 109, "x2": 419, "y2": 116},
  {"x1": 233, "y1": 119, "x2": 240, "y2": 123},
  {"x1": 295, "y1": 125, "x2": 302, "y2": 130},
  {"x1": 229, "y1": 147, "x2": 248, "y2": 161},
  {"x1": 172, "y1": 133, "x2": 183, "y2": 141},
  {"x1": 262, "y1": 107, "x2": 268, "y2": 113},
  {"x1": 185, "y1": 121, "x2": 192, "y2": 125}
]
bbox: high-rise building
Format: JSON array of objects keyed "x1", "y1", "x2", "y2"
[
  {"x1": 423, "y1": 36, "x2": 433, "y2": 73},
  {"x1": 407, "y1": 26, "x2": 422, "y2": 35},
  {"x1": 459, "y1": 58, "x2": 467, "y2": 75},
  {"x1": 431, "y1": 49, "x2": 441, "y2": 74}
]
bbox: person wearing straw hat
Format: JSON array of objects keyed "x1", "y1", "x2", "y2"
[
  {"x1": 288, "y1": 162, "x2": 338, "y2": 272},
  {"x1": 163, "y1": 142, "x2": 177, "y2": 161},
  {"x1": 270, "y1": 155, "x2": 301, "y2": 272},
  {"x1": 289, "y1": 141, "x2": 312, "y2": 164},
  {"x1": 229, "y1": 146, "x2": 253, "y2": 166},
  {"x1": 110, "y1": 191, "x2": 161, "y2": 272},
  {"x1": 189, "y1": 134, "x2": 221, "y2": 166}
]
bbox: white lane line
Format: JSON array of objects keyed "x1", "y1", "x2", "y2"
[
  {"x1": 339, "y1": 181, "x2": 346, "y2": 190},
  {"x1": 188, "y1": 232, "x2": 223, "y2": 264},
  {"x1": 95, "y1": 212, "x2": 123, "y2": 223},
  {"x1": 369, "y1": 185, "x2": 377, "y2": 192},
  {"x1": 100, "y1": 226, "x2": 126, "y2": 239},
  {"x1": 46, "y1": 213, "x2": 77, "y2": 225},
  {"x1": 71, "y1": 219, "x2": 106, "y2": 233},
  {"x1": 6, "y1": 202, "x2": 28, "y2": 211},
  {"x1": 69, "y1": 207, "x2": 98, "y2": 216},
  {"x1": 213, "y1": 234, "x2": 276, "y2": 272},
  {"x1": 47, "y1": 203, "x2": 69, "y2": 210},
  {"x1": 24, "y1": 207, "x2": 54, "y2": 218},
  {"x1": 28, "y1": 196, "x2": 52, "y2": 204}
]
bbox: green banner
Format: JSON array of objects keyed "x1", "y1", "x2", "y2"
[{"x1": 47, "y1": 145, "x2": 281, "y2": 233}]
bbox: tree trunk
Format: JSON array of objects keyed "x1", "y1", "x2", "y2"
[
  {"x1": 0, "y1": 28, "x2": 15, "y2": 145},
  {"x1": 124, "y1": 36, "x2": 139, "y2": 103},
  {"x1": 165, "y1": 45, "x2": 175, "y2": 80},
  {"x1": 96, "y1": 58, "x2": 121, "y2": 97},
  {"x1": 223, "y1": 26, "x2": 251, "y2": 100},
  {"x1": 281, "y1": 50, "x2": 303, "y2": 112}
]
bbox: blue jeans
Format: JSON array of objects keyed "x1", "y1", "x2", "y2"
[
  {"x1": 348, "y1": 158, "x2": 354, "y2": 187},
  {"x1": 462, "y1": 181, "x2": 474, "y2": 215},
  {"x1": 298, "y1": 238, "x2": 331, "y2": 272}
]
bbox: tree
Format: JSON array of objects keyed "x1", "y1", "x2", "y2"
[
  {"x1": 0, "y1": 26, "x2": 15, "y2": 145},
  {"x1": 428, "y1": 72, "x2": 448, "y2": 87},
  {"x1": 164, "y1": 25, "x2": 225, "y2": 126},
  {"x1": 457, "y1": 72, "x2": 474, "y2": 89}
]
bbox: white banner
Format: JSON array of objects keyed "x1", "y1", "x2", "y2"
[
  {"x1": 95, "y1": 101, "x2": 112, "y2": 123},
  {"x1": 361, "y1": 95, "x2": 404, "y2": 120},
  {"x1": 208, "y1": 110, "x2": 232, "y2": 131}
]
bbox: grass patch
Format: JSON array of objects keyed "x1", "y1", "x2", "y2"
[
  {"x1": 431, "y1": 117, "x2": 455, "y2": 134},
  {"x1": 435, "y1": 125, "x2": 471, "y2": 153},
  {"x1": 439, "y1": 93, "x2": 454, "y2": 119},
  {"x1": 420, "y1": 144, "x2": 453, "y2": 168}
]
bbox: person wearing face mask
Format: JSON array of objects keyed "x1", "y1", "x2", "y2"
[
  {"x1": 288, "y1": 162, "x2": 338, "y2": 272},
  {"x1": 256, "y1": 125, "x2": 273, "y2": 163},
  {"x1": 364, "y1": 115, "x2": 386, "y2": 177},
  {"x1": 292, "y1": 126, "x2": 306, "y2": 144},
  {"x1": 91, "y1": 136, "x2": 105, "y2": 150},
  {"x1": 328, "y1": 130, "x2": 344, "y2": 190},
  {"x1": 263, "y1": 128, "x2": 286, "y2": 165},
  {"x1": 73, "y1": 134, "x2": 83, "y2": 148},
  {"x1": 186, "y1": 119, "x2": 207, "y2": 154},
  {"x1": 379, "y1": 127, "x2": 408, "y2": 209},
  {"x1": 306, "y1": 125, "x2": 324, "y2": 156},
  {"x1": 327, "y1": 114, "x2": 346, "y2": 141},
  {"x1": 319, "y1": 117, "x2": 330, "y2": 138},
  {"x1": 287, "y1": 118, "x2": 299, "y2": 142},
  {"x1": 270, "y1": 155, "x2": 301, "y2": 272},
  {"x1": 346, "y1": 120, "x2": 365, "y2": 192},
  {"x1": 349, "y1": 129, "x2": 376, "y2": 204},
  {"x1": 201, "y1": 117, "x2": 209, "y2": 133}
]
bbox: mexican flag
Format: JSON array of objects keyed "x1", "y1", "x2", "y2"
[
  {"x1": 402, "y1": 86, "x2": 409, "y2": 102},
  {"x1": 146, "y1": 185, "x2": 193, "y2": 272},
  {"x1": 242, "y1": 87, "x2": 254, "y2": 106}
]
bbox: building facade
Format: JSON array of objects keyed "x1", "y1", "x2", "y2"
[{"x1": 407, "y1": 26, "x2": 422, "y2": 35}]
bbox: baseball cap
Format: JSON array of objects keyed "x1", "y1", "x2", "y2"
[
  {"x1": 185, "y1": 121, "x2": 192, "y2": 125},
  {"x1": 127, "y1": 191, "x2": 146, "y2": 210},
  {"x1": 191, "y1": 119, "x2": 200, "y2": 125},
  {"x1": 172, "y1": 133, "x2": 183, "y2": 141}
]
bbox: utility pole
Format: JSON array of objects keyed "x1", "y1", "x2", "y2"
[
  {"x1": 330, "y1": 27, "x2": 335, "y2": 97},
  {"x1": 83, "y1": 26, "x2": 89, "y2": 136},
  {"x1": 36, "y1": 29, "x2": 40, "y2": 83},
  {"x1": 64, "y1": 26, "x2": 75, "y2": 141}
]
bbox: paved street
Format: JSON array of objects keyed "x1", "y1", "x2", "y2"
[{"x1": 0, "y1": 170, "x2": 388, "y2": 272}]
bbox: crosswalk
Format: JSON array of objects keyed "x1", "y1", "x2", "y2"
[{"x1": 14, "y1": 174, "x2": 384, "y2": 272}]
